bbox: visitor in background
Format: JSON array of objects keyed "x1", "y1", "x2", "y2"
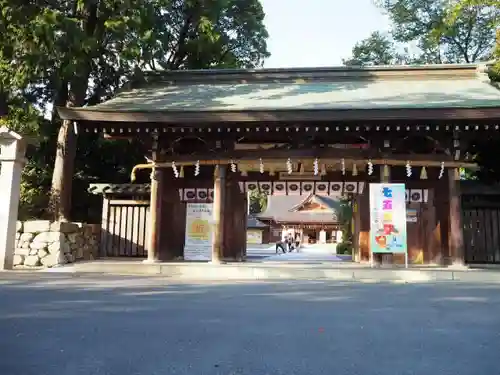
[
  {"x1": 295, "y1": 233, "x2": 301, "y2": 251},
  {"x1": 276, "y1": 240, "x2": 287, "y2": 254},
  {"x1": 287, "y1": 233, "x2": 295, "y2": 252}
]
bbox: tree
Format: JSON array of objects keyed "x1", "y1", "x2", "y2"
[
  {"x1": 0, "y1": 99, "x2": 56, "y2": 220},
  {"x1": 444, "y1": 0, "x2": 500, "y2": 26},
  {"x1": 439, "y1": 0, "x2": 500, "y2": 182},
  {"x1": 345, "y1": 2, "x2": 499, "y2": 181},
  {"x1": 4, "y1": 0, "x2": 269, "y2": 221},
  {"x1": 375, "y1": 0, "x2": 498, "y2": 63},
  {"x1": 0, "y1": 1, "x2": 54, "y2": 218},
  {"x1": 248, "y1": 190, "x2": 267, "y2": 214},
  {"x1": 338, "y1": 197, "x2": 353, "y2": 242},
  {"x1": 443, "y1": 0, "x2": 500, "y2": 75},
  {"x1": 343, "y1": 31, "x2": 413, "y2": 66},
  {"x1": 0, "y1": 2, "x2": 44, "y2": 117}
]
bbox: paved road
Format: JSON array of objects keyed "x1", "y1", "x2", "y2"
[
  {"x1": 1, "y1": 273, "x2": 500, "y2": 375},
  {"x1": 245, "y1": 245, "x2": 276, "y2": 259},
  {"x1": 246, "y1": 244, "x2": 345, "y2": 262}
]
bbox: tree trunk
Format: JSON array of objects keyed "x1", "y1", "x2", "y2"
[
  {"x1": 0, "y1": 89, "x2": 9, "y2": 118},
  {"x1": 49, "y1": 72, "x2": 90, "y2": 222},
  {"x1": 49, "y1": 0, "x2": 97, "y2": 222},
  {"x1": 49, "y1": 119, "x2": 77, "y2": 221},
  {"x1": 49, "y1": 80, "x2": 88, "y2": 221}
]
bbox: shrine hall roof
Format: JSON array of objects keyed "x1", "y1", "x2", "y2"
[
  {"x1": 257, "y1": 194, "x2": 341, "y2": 224},
  {"x1": 57, "y1": 63, "x2": 500, "y2": 122},
  {"x1": 247, "y1": 215, "x2": 268, "y2": 228}
]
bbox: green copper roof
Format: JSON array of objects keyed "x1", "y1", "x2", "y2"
[
  {"x1": 81, "y1": 70, "x2": 500, "y2": 112},
  {"x1": 59, "y1": 65, "x2": 500, "y2": 117}
]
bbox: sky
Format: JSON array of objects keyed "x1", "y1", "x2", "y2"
[{"x1": 260, "y1": 0, "x2": 391, "y2": 68}]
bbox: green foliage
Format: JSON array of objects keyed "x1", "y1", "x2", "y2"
[
  {"x1": 0, "y1": 97, "x2": 51, "y2": 219},
  {"x1": 248, "y1": 190, "x2": 267, "y2": 214},
  {"x1": 444, "y1": 0, "x2": 500, "y2": 26},
  {"x1": 336, "y1": 241, "x2": 353, "y2": 255},
  {"x1": 0, "y1": 107, "x2": 55, "y2": 220},
  {"x1": 347, "y1": 1, "x2": 500, "y2": 182},
  {"x1": 0, "y1": 0, "x2": 270, "y2": 221},
  {"x1": 338, "y1": 197, "x2": 353, "y2": 244},
  {"x1": 19, "y1": 160, "x2": 53, "y2": 220},
  {"x1": 374, "y1": 0, "x2": 498, "y2": 63},
  {"x1": 438, "y1": 0, "x2": 500, "y2": 182},
  {"x1": 0, "y1": 99, "x2": 39, "y2": 137},
  {"x1": 443, "y1": 1, "x2": 500, "y2": 76},
  {"x1": 343, "y1": 31, "x2": 414, "y2": 65}
]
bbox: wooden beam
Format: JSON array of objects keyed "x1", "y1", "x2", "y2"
[
  {"x1": 129, "y1": 151, "x2": 477, "y2": 181},
  {"x1": 59, "y1": 107, "x2": 500, "y2": 123},
  {"x1": 159, "y1": 147, "x2": 469, "y2": 163},
  {"x1": 103, "y1": 134, "x2": 133, "y2": 140}
]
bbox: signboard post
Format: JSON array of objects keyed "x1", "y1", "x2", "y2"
[
  {"x1": 369, "y1": 183, "x2": 408, "y2": 268},
  {"x1": 184, "y1": 203, "x2": 213, "y2": 261}
]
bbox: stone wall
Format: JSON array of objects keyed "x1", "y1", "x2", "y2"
[{"x1": 13, "y1": 221, "x2": 100, "y2": 268}]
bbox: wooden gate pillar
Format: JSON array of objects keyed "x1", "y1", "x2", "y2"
[
  {"x1": 145, "y1": 166, "x2": 163, "y2": 263},
  {"x1": 158, "y1": 173, "x2": 184, "y2": 261},
  {"x1": 222, "y1": 179, "x2": 246, "y2": 261},
  {"x1": 448, "y1": 168, "x2": 465, "y2": 266},
  {"x1": 211, "y1": 165, "x2": 226, "y2": 263},
  {"x1": 233, "y1": 182, "x2": 247, "y2": 261}
]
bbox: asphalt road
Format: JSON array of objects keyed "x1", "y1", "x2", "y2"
[{"x1": 1, "y1": 273, "x2": 499, "y2": 375}]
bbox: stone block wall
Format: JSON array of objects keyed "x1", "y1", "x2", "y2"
[{"x1": 13, "y1": 221, "x2": 100, "y2": 268}]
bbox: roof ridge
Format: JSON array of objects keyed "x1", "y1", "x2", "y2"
[
  {"x1": 289, "y1": 193, "x2": 318, "y2": 212},
  {"x1": 128, "y1": 64, "x2": 480, "y2": 88},
  {"x1": 141, "y1": 63, "x2": 479, "y2": 76}
]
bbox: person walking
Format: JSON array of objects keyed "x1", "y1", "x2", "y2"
[
  {"x1": 294, "y1": 233, "x2": 301, "y2": 252},
  {"x1": 276, "y1": 241, "x2": 287, "y2": 254},
  {"x1": 287, "y1": 233, "x2": 295, "y2": 252}
]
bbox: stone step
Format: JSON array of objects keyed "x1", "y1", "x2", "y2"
[{"x1": 68, "y1": 261, "x2": 500, "y2": 284}]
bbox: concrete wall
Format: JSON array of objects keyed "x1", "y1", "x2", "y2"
[{"x1": 13, "y1": 221, "x2": 100, "y2": 268}]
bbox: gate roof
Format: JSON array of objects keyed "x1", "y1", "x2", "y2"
[{"x1": 58, "y1": 63, "x2": 500, "y2": 124}]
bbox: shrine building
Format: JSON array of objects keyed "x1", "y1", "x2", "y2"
[
  {"x1": 256, "y1": 193, "x2": 343, "y2": 245},
  {"x1": 58, "y1": 63, "x2": 498, "y2": 265}
]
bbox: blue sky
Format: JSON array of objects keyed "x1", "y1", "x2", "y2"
[{"x1": 260, "y1": 0, "x2": 391, "y2": 68}]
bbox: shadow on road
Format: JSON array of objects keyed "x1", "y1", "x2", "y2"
[{"x1": 0, "y1": 273, "x2": 500, "y2": 375}]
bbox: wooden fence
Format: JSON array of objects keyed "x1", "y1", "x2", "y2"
[
  {"x1": 100, "y1": 199, "x2": 150, "y2": 257},
  {"x1": 462, "y1": 182, "x2": 500, "y2": 264}
]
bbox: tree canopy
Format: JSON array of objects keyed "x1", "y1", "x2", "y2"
[
  {"x1": 344, "y1": 0, "x2": 500, "y2": 182},
  {"x1": 443, "y1": 0, "x2": 500, "y2": 182},
  {"x1": 375, "y1": 0, "x2": 498, "y2": 63},
  {"x1": 442, "y1": 0, "x2": 500, "y2": 78},
  {"x1": 343, "y1": 31, "x2": 414, "y2": 65},
  {"x1": 346, "y1": 0, "x2": 498, "y2": 65},
  {"x1": 0, "y1": 0, "x2": 270, "y2": 221}
]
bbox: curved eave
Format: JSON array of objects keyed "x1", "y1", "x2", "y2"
[
  {"x1": 255, "y1": 215, "x2": 273, "y2": 222},
  {"x1": 288, "y1": 193, "x2": 314, "y2": 212},
  {"x1": 56, "y1": 106, "x2": 500, "y2": 124}
]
